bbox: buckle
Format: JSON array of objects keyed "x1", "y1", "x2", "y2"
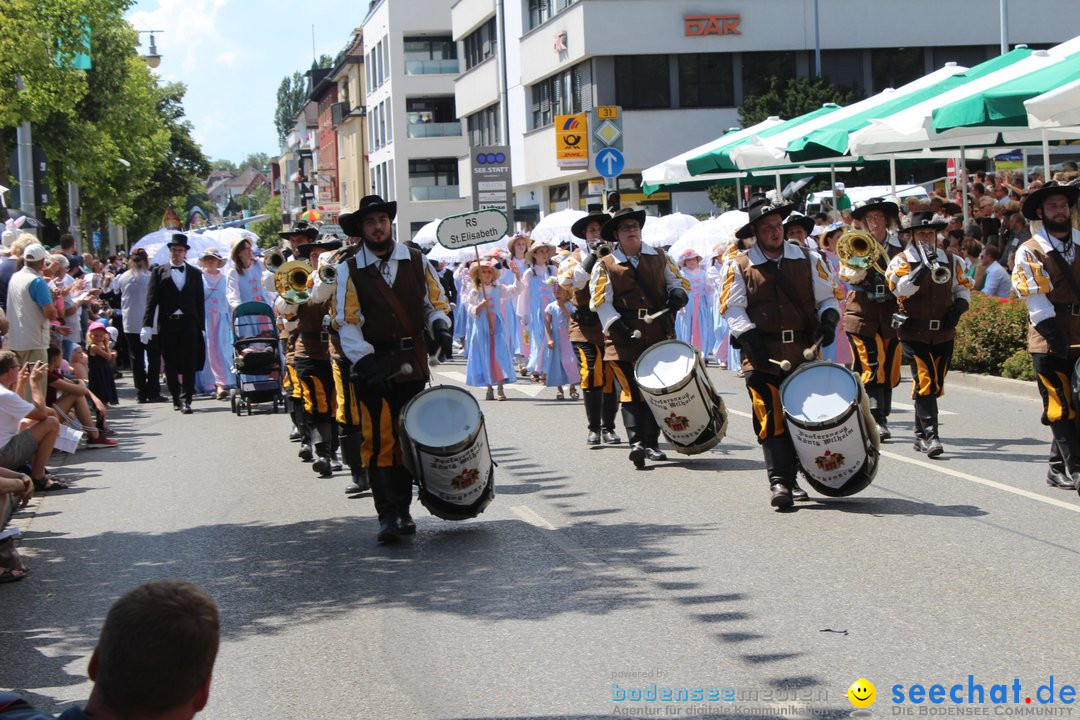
[
  {"x1": 781, "y1": 329, "x2": 795, "y2": 344},
  {"x1": 399, "y1": 337, "x2": 415, "y2": 350},
  {"x1": 1071, "y1": 304, "x2": 1080, "y2": 317},
  {"x1": 874, "y1": 284, "x2": 886, "y2": 296},
  {"x1": 928, "y1": 320, "x2": 941, "y2": 331},
  {"x1": 637, "y1": 309, "x2": 650, "y2": 320}
]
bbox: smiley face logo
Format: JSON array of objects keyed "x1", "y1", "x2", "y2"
[{"x1": 848, "y1": 678, "x2": 876, "y2": 708}]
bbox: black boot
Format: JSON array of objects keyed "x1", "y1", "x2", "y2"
[
  {"x1": 583, "y1": 389, "x2": 602, "y2": 445},
  {"x1": 622, "y1": 402, "x2": 646, "y2": 468},
  {"x1": 914, "y1": 396, "x2": 942, "y2": 458},
  {"x1": 881, "y1": 386, "x2": 894, "y2": 440},
  {"x1": 869, "y1": 386, "x2": 890, "y2": 441},
  {"x1": 762, "y1": 437, "x2": 797, "y2": 509},
  {"x1": 339, "y1": 431, "x2": 369, "y2": 492},
  {"x1": 368, "y1": 468, "x2": 401, "y2": 544},
  {"x1": 392, "y1": 466, "x2": 416, "y2": 535},
  {"x1": 601, "y1": 391, "x2": 622, "y2": 444},
  {"x1": 1047, "y1": 429, "x2": 1080, "y2": 489}
]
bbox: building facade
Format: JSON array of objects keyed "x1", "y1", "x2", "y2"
[
  {"x1": 362, "y1": 0, "x2": 471, "y2": 238},
  {"x1": 331, "y1": 29, "x2": 370, "y2": 217},
  {"x1": 452, "y1": 0, "x2": 1080, "y2": 220}
]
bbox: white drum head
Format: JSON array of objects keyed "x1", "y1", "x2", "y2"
[
  {"x1": 636, "y1": 340, "x2": 696, "y2": 392},
  {"x1": 782, "y1": 363, "x2": 857, "y2": 423},
  {"x1": 403, "y1": 387, "x2": 482, "y2": 449}
]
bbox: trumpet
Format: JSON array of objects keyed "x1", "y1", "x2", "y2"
[
  {"x1": 315, "y1": 243, "x2": 360, "y2": 285},
  {"x1": 836, "y1": 229, "x2": 887, "y2": 276},
  {"x1": 916, "y1": 242, "x2": 951, "y2": 285},
  {"x1": 318, "y1": 264, "x2": 336, "y2": 284},
  {"x1": 275, "y1": 260, "x2": 313, "y2": 304},
  {"x1": 265, "y1": 248, "x2": 287, "y2": 274}
]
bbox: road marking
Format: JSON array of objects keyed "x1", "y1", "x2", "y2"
[
  {"x1": 510, "y1": 504, "x2": 557, "y2": 529},
  {"x1": 432, "y1": 369, "x2": 548, "y2": 397},
  {"x1": 510, "y1": 505, "x2": 610, "y2": 567},
  {"x1": 726, "y1": 408, "x2": 1080, "y2": 514},
  {"x1": 890, "y1": 401, "x2": 956, "y2": 416}
]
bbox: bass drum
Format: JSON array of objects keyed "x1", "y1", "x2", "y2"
[
  {"x1": 400, "y1": 385, "x2": 494, "y2": 521},
  {"x1": 779, "y1": 361, "x2": 880, "y2": 497},
  {"x1": 634, "y1": 339, "x2": 727, "y2": 455}
]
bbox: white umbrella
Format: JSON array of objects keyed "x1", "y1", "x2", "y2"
[
  {"x1": 411, "y1": 219, "x2": 441, "y2": 249},
  {"x1": 1025, "y1": 77, "x2": 1080, "y2": 128},
  {"x1": 641, "y1": 213, "x2": 699, "y2": 248},
  {"x1": 530, "y1": 208, "x2": 587, "y2": 249},
  {"x1": 130, "y1": 228, "x2": 176, "y2": 262},
  {"x1": 149, "y1": 232, "x2": 215, "y2": 267},
  {"x1": 427, "y1": 241, "x2": 461, "y2": 263},
  {"x1": 426, "y1": 237, "x2": 508, "y2": 264},
  {"x1": 669, "y1": 211, "x2": 747, "y2": 262}
]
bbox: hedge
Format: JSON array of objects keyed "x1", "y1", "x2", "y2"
[{"x1": 952, "y1": 292, "x2": 1030, "y2": 377}]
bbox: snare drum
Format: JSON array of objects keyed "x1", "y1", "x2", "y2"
[
  {"x1": 634, "y1": 340, "x2": 728, "y2": 455},
  {"x1": 779, "y1": 361, "x2": 879, "y2": 497},
  {"x1": 400, "y1": 386, "x2": 495, "y2": 521}
]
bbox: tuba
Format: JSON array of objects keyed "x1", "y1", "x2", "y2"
[
  {"x1": 264, "y1": 248, "x2": 288, "y2": 274},
  {"x1": 836, "y1": 229, "x2": 887, "y2": 283},
  {"x1": 275, "y1": 260, "x2": 313, "y2": 304}
]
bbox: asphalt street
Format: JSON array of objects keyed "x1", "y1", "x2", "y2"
[{"x1": 3, "y1": 356, "x2": 1079, "y2": 720}]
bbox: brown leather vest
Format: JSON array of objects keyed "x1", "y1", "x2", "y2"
[
  {"x1": 600, "y1": 250, "x2": 672, "y2": 362},
  {"x1": 897, "y1": 249, "x2": 957, "y2": 344},
  {"x1": 843, "y1": 241, "x2": 901, "y2": 339},
  {"x1": 292, "y1": 299, "x2": 331, "y2": 361},
  {"x1": 345, "y1": 246, "x2": 429, "y2": 382},
  {"x1": 570, "y1": 283, "x2": 604, "y2": 346},
  {"x1": 1021, "y1": 238, "x2": 1080, "y2": 355},
  {"x1": 736, "y1": 250, "x2": 818, "y2": 375}
]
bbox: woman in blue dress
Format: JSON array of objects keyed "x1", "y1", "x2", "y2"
[
  {"x1": 197, "y1": 248, "x2": 236, "y2": 398},
  {"x1": 517, "y1": 240, "x2": 558, "y2": 382},
  {"x1": 464, "y1": 260, "x2": 522, "y2": 400},
  {"x1": 674, "y1": 249, "x2": 715, "y2": 359},
  {"x1": 542, "y1": 279, "x2": 579, "y2": 399}
]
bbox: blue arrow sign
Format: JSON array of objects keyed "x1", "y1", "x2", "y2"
[{"x1": 595, "y1": 147, "x2": 625, "y2": 178}]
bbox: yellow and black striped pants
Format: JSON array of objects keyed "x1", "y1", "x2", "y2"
[
  {"x1": 606, "y1": 359, "x2": 644, "y2": 404},
  {"x1": 293, "y1": 357, "x2": 334, "y2": 421},
  {"x1": 1033, "y1": 353, "x2": 1078, "y2": 425},
  {"x1": 744, "y1": 370, "x2": 786, "y2": 442},
  {"x1": 573, "y1": 342, "x2": 617, "y2": 392},
  {"x1": 332, "y1": 358, "x2": 362, "y2": 428},
  {"x1": 904, "y1": 340, "x2": 953, "y2": 399},
  {"x1": 284, "y1": 363, "x2": 302, "y2": 400},
  {"x1": 848, "y1": 332, "x2": 902, "y2": 389},
  {"x1": 356, "y1": 379, "x2": 426, "y2": 469}
]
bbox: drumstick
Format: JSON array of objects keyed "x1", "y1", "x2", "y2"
[
  {"x1": 769, "y1": 358, "x2": 792, "y2": 372},
  {"x1": 642, "y1": 308, "x2": 670, "y2": 325},
  {"x1": 803, "y1": 337, "x2": 824, "y2": 362},
  {"x1": 387, "y1": 363, "x2": 414, "y2": 380}
]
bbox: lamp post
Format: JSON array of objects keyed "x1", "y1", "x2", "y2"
[{"x1": 136, "y1": 30, "x2": 163, "y2": 68}]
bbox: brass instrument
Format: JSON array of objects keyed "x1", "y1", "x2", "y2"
[
  {"x1": 265, "y1": 248, "x2": 287, "y2": 273},
  {"x1": 275, "y1": 260, "x2": 313, "y2": 304},
  {"x1": 318, "y1": 264, "x2": 336, "y2": 284},
  {"x1": 316, "y1": 243, "x2": 361, "y2": 285},
  {"x1": 916, "y1": 242, "x2": 952, "y2": 285},
  {"x1": 836, "y1": 229, "x2": 888, "y2": 276}
]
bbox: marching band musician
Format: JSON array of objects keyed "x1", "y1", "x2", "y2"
[
  {"x1": 276, "y1": 235, "x2": 342, "y2": 478},
  {"x1": 718, "y1": 195, "x2": 841, "y2": 509},
  {"x1": 1010, "y1": 182, "x2": 1080, "y2": 491},
  {"x1": 885, "y1": 212, "x2": 972, "y2": 459},
  {"x1": 562, "y1": 207, "x2": 623, "y2": 447},
  {"x1": 335, "y1": 195, "x2": 452, "y2": 544},
  {"x1": 277, "y1": 222, "x2": 319, "y2": 448},
  {"x1": 589, "y1": 207, "x2": 689, "y2": 470},
  {"x1": 841, "y1": 198, "x2": 905, "y2": 441}
]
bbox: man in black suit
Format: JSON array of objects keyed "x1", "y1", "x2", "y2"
[{"x1": 140, "y1": 234, "x2": 205, "y2": 414}]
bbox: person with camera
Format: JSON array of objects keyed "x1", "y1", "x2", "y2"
[
  {"x1": 334, "y1": 196, "x2": 452, "y2": 544},
  {"x1": 589, "y1": 208, "x2": 689, "y2": 469},
  {"x1": 718, "y1": 195, "x2": 841, "y2": 509},
  {"x1": 561, "y1": 207, "x2": 623, "y2": 446},
  {"x1": 1010, "y1": 182, "x2": 1080, "y2": 490},
  {"x1": 885, "y1": 213, "x2": 972, "y2": 459}
]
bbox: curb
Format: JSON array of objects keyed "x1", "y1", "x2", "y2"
[{"x1": 900, "y1": 368, "x2": 1037, "y2": 400}]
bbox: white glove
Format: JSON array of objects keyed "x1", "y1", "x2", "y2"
[{"x1": 139, "y1": 327, "x2": 152, "y2": 345}]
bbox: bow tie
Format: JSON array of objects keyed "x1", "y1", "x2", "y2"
[{"x1": 171, "y1": 266, "x2": 184, "y2": 272}]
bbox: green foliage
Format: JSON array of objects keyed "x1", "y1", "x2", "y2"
[
  {"x1": 738, "y1": 76, "x2": 855, "y2": 128},
  {"x1": 1000, "y1": 349, "x2": 1036, "y2": 382},
  {"x1": 237, "y1": 185, "x2": 271, "y2": 215},
  {"x1": 274, "y1": 71, "x2": 306, "y2": 147},
  {"x1": 241, "y1": 152, "x2": 271, "y2": 173},
  {"x1": 250, "y1": 194, "x2": 283, "y2": 249},
  {"x1": 707, "y1": 185, "x2": 738, "y2": 211},
  {"x1": 952, "y1": 292, "x2": 1030, "y2": 376}
]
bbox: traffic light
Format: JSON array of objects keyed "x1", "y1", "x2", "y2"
[{"x1": 607, "y1": 192, "x2": 620, "y2": 213}]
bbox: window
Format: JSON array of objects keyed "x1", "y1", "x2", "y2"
[
  {"x1": 821, "y1": 49, "x2": 866, "y2": 98},
  {"x1": 741, "y1": 51, "x2": 796, "y2": 98},
  {"x1": 409, "y1": 159, "x2": 459, "y2": 201},
  {"x1": 463, "y1": 18, "x2": 497, "y2": 70},
  {"x1": 407, "y1": 97, "x2": 461, "y2": 137},
  {"x1": 527, "y1": 0, "x2": 578, "y2": 30},
  {"x1": 530, "y1": 61, "x2": 592, "y2": 129},
  {"x1": 548, "y1": 184, "x2": 569, "y2": 212},
  {"x1": 678, "y1": 54, "x2": 734, "y2": 108},
  {"x1": 404, "y1": 35, "x2": 458, "y2": 75},
  {"x1": 467, "y1": 104, "x2": 501, "y2": 146},
  {"x1": 615, "y1": 55, "x2": 670, "y2": 109},
  {"x1": 871, "y1": 47, "x2": 924, "y2": 94}
]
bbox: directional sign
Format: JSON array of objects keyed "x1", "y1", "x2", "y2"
[
  {"x1": 471, "y1": 145, "x2": 514, "y2": 228},
  {"x1": 595, "y1": 147, "x2": 625, "y2": 179},
  {"x1": 436, "y1": 209, "x2": 509, "y2": 250}
]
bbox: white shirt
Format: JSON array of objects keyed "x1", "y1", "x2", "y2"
[
  {"x1": 1012, "y1": 227, "x2": 1080, "y2": 325},
  {"x1": 588, "y1": 243, "x2": 690, "y2": 331},
  {"x1": 116, "y1": 268, "x2": 152, "y2": 332},
  {"x1": 169, "y1": 263, "x2": 187, "y2": 292},
  {"x1": 0, "y1": 383, "x2": 33, "y2": 448},
  {"x1": 981, "y1": 260, "x2": 1012, "y2": 299},
  {"x1": 61, "y1": 275, "x2": 82, "y2": 336}
]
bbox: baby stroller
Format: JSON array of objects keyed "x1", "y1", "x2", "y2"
[{"x1": 230, "y1": 301, "x2": 284, "y2": 416}]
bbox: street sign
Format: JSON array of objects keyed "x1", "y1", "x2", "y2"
[
  {"x1": 587, "y1": 179, "x2": 604, "y2": 196},
  {"x1": 91, "y1": 231, "x2": 102, "y2": 251},
  {"x1": 590, "y1": 105, "x2": 623, "y2": 153},
  {"x1": 555, "y1": 114, "x2": 589, "y2": 169},
  {"x1": 597, "y1": 106, "x2": 619, "y2": 120},
  {"x1": 595, "y1": 147, "x2": 625, "y2": 179},
  {"x1": 437, "y1": 209, "x2": 509, "y2": 250},
  {"x1": 470, "y1": 145, "x2": 514, "y2": 228}
]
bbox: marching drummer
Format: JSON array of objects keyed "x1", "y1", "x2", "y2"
[
  {"x1": 1011, "y1": 181, "x2": 1080, "y2": 490},
  {"x1": 717, "y1": 195, "x2": 841, "y2": 509},
  {"x1": 589, "y1": 207, "x2": 689, "y2": 469},
  {"x1": 335, "y1": 195, "x2": 453, "y2": 544},
  {"x1": 885, "y1": 212, "x2": 971, "y2": 459},
  {"x1": 562, "y1": 207, "x2": 623, "y2": 446}
]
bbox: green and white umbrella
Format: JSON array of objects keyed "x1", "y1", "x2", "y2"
[{"x1": 1025, "y1": 78, "x2": 1080, "y2": 128}]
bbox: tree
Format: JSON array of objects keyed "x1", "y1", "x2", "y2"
[
  {"x1": 241, "y1": 152, "x2": 270, "y2": 173},
  {"x1": 250, "y1": 193, "x2": 282, "y2": 248},
  {"x1": 274, "y1": 71, "x2": 306, "y2": 148},
  {"x1": 738, "y1": 76, "x2": 855, "y2": 128}
]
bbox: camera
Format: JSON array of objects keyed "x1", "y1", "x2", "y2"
[{"x1": 891, "y1": 312, "x2": 909, "y2": 330}]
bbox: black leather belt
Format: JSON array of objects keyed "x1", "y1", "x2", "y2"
[
  {"x1": 298, "y1": 331, "x2": 329, "y2": 343},
  {"x1": 760, "y1": 330, "x2": 812, "y2": 344},
  {"x1": 903, "y1": 318, "x2": 943, "y2": 331},
  {"x1": 372, "y1": 337, "x2": 416, "y2": 352},
  {"x1": 1054, "y1": 303, "x2": 1080, "y2": 317}
]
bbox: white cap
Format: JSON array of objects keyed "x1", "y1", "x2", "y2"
[
  {"x1": 23, "y1": 244, "x2": 48, "y2": 262},
  {"x1": 834, "y1": 182, "x2": 846, "y2": 191},
  {"x1": 1, "y1": 229, "x2": 14, "y2": 248}
]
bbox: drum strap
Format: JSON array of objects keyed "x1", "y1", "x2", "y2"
[
  {"x1": 1046, "y1": 249, "x2": 1080, "y2": 306},
  {"x1": 625, "y1": 261, "x2": 663, "y2": 312},
  {"x1": 363, "y1": 263, "x2": 422, "y2": 346}
]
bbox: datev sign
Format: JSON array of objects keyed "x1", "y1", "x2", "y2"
[{"x1": 436, "y1": 209, "x2": 510, "y2": 250}]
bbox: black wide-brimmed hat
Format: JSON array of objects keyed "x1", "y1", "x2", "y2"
[
  {"x1": 1021, "y1": 180, "x2": 1080, "y2": 221},
  {"x1": 902, "y1": 212, "x2": 948, "y2": 233},
  {"x1": 277, "y1": 221, "x2": 320, "y2": 241},
  {"x1": 295, "y1": 235, "x2": 343, "y2": 260},
  {"x1": 600, "y1": 208, "x2": 647, "y2": 244},
  {"x1": 736, "y1": 194, "x2": 794, "y2": 240},
  {"x1": 339, "y1": 195, "x2": 398, "y2": 237},
  {"x1": 166, "y1": 233, "x2": 190, "y2": 249},
  {"x1": 851, "y1": 197, "x2": 900, "y2": 221},
  {"x1": 571, "y1": 209, "x2": 612, "y2": 240},
  {"x1": 782, "y1": 211, "x2": 815, "y2": 235}
]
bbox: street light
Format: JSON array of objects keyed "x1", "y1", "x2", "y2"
[{"x1": 137, "y1": 30, "x2": 162, "y2": 68}]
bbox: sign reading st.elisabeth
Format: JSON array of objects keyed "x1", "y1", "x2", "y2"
[{"x1": 437, "y1": 209, "x2": 510, "y2": 250}]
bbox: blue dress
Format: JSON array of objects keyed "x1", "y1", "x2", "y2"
[
  {"x1": 464, "y1": 285, "x2": 518, "y2": 387},
  {"x1": 500, "y1": 264, "x2": 523, "y2": 357},
  {"x1": 542, "y1": 300, "x2": 577, "y2": 387},
  {"x1": 453, "y1": 265, "x2": 471, "y2": 341},
  {"x1": 520, "y1": 263, "x2": 557, "y2": 374},
  {"x1": 675, "y1": 266, "x2": 715, "y2": 356},
  {"x1": 197, "y1": 272, "x2": 236, "y2": 392}
]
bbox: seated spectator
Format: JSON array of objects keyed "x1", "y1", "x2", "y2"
[
  {"x1": 45, "y1": 346, "x2": 117, "y2": 449},
  {"x1": 86, "y1": 322, "x2": 118, "y2": 406},
  {"x1": 0, "y1": 579, "x2": 220, "y2": 717},
  {"x1": 0, "y1": 466, "x2": 33, "y2": 583},
  {"x1": 69, "y1": 346, "x2": 90, "y2": 383},
  {"x1": 979, "y1": 245, "x2": 1012, "y2": 299},
  {"x1": 0, "y1": 350, "x2": 65, "y2": 491},
  {"x1": 962, "y1": 239, "x2": 983, "y2": 284}
]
